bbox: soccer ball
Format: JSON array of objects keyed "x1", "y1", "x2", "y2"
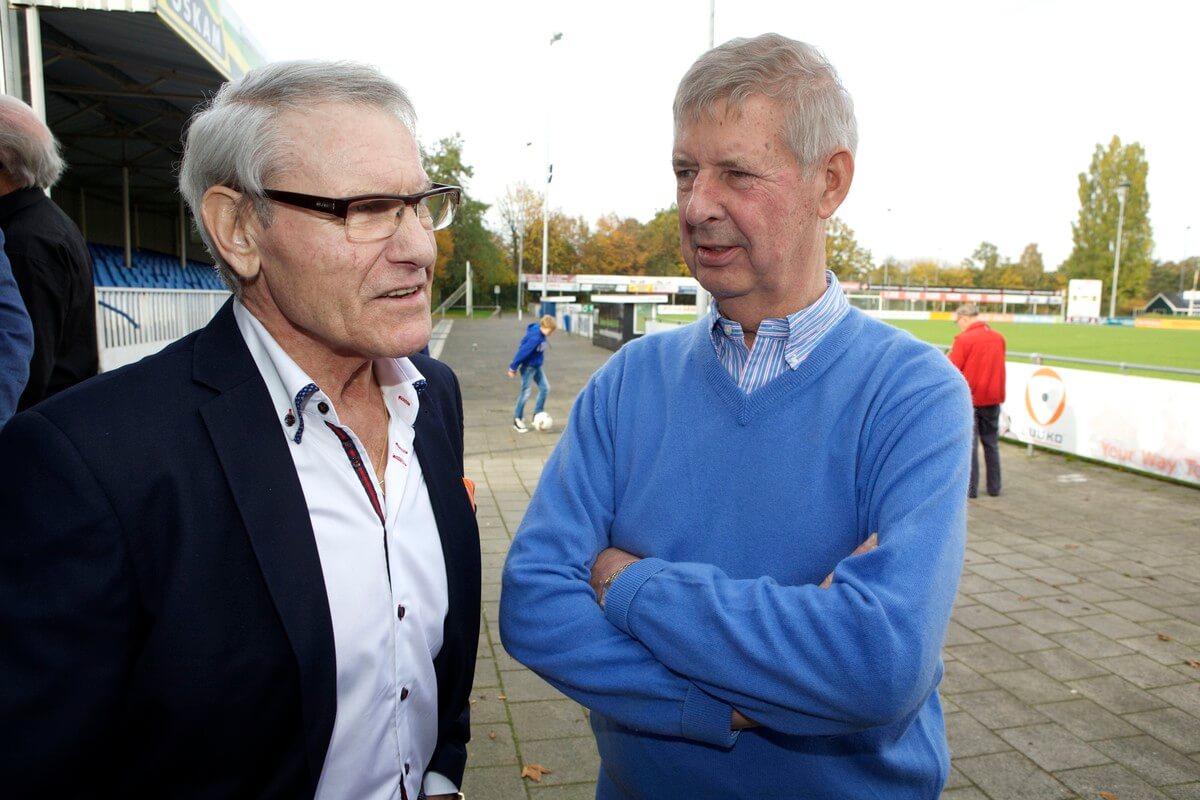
[{"x1": 532, "y1": 412, "x2": 554, "y2": 432}]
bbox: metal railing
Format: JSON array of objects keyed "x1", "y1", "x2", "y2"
[
  {"x1": 934, "y1": 345, "x2": 1200, "y2": 379},
  {"x1": 96, "y1": 287, "x2": 228, "y2": 351},
  {"x1": 1011, "y1": 350, "x2": 1200, "y2": 378}
]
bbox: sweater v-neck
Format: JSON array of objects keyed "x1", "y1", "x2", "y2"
[{"x1": 693, "y1": 308, "x2": 866, "y2": 425}]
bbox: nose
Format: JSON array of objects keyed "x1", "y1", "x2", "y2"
[
  {"x1": 383, "y1": 204, "x2": 437, "y2": 268},
  {"x1": 683, "y1": 171, "x2": 723, "y2": 227}
]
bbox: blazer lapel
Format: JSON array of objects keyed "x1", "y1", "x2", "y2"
[
  {"x1": 194, "y1": 302, "x2": 336, "y2": 789},
  {"x1": 413, "y1": 388, "x2": 481, "y2": 704}
]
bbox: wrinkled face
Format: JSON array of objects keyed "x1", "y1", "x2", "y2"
[
  {"x1": 242, "y1": 102, "x2": 436, "y2": 363},
  {"x1": 674, "y1": 95, "x2": 825, "y2": 320}
]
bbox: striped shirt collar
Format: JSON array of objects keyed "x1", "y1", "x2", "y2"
[{"x1": 708, "y1": 270, "x2": 851, "y2": 392}]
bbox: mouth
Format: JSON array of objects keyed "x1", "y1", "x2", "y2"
[
  {"x1": 380, "y1": 286, "x2": 423, "y2": 299},
  {"x1": 693, "y1": 243, "x2": 741, "y2": 267}
]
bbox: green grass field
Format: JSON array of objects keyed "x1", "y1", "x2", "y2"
[
  {"x1": 658, "y1": 313, "x2": 1200, "y2": 381},
  {"x1": 885, "y1": 320, "x2": 1200, "y2": 381}
]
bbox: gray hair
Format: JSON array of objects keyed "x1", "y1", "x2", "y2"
[
  {"x1": 956, "y1": 302, "x2": 979, "y2": 318},
  {"x1": 0, "y1": 95, "x2": 65, "y2": 190},
  {"x1": 178, "y1": 60, "x2": 417, "y2": 293},
  {"x1": 673, "y1": 33, "x2": 857, "y2": 175}
]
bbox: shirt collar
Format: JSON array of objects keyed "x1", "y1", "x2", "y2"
[
  {"x1": 708, "y1": 270, "x2": 849, "y2": 367},
  {"x1": 232, "y1": 300, "x2": 425, "y2": 443}
]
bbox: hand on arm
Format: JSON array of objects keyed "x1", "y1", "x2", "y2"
[{"x1": 590, "y1": 533, "x2": 877, "y2": 732}]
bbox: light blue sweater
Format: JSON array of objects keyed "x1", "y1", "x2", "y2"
[{"x1": 500, "y1": 308, "x2": 972, "y2": 799}]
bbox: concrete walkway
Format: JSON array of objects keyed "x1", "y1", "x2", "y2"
[{"x1": 438, "y1": 316, "x2": 1200, "y2": 800}]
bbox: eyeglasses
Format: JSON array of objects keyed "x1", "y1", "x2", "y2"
[{"x1": 261, "y1": 184, "x2": 461, "y2": 241}]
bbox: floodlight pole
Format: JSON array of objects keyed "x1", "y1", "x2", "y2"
[
  {"x1": 516, "y1": 226, "x2": 524, "y2": 321},
  {"x1": 1109, "y1": 179, "x2": 1131, "y2": 319},
  {"x1": 540, "y1": 32, "x2": 562, "y2": 314},
  {"x1": 1184, "y1": 225, "x2": 1191, "y2": 293}
]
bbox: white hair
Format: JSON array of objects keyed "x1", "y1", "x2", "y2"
[
  {"x1": 178, "y1": 60, "x2": 417, "y2": 293},
  {"x1": 0, "y1": 95, "x2": 65, "y2": 190},
  {"x1": 673, "y1": 33, "x2": 857, "y2": 175}
]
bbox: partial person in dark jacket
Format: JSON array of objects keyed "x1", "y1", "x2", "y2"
[
  {"x1": 0, "y1": 228, "x2": 33, "y2": 427},
  {"x1": 507, "y1": 314, "x2": 557, "y2": 433},
  {"x1": 948, "y1": 302, "x2": 1007, "y2": 497},
  {"x1": 0, "y1": 95, "x2": 97, "y2": 411}
]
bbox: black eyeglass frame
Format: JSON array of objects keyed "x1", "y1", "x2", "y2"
[{"x1": 261, "y1": 183, "x2": 462, "y2": 229}]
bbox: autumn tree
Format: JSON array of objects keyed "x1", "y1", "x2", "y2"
[
  {"x1": 938, "y1": 266, "x2": 975, "y2": 288},
  {"x1": 497, "y1": 183, "x2": 543, "y2": 281},
  {"x1": 1017, "y1": 244, "x2": 1046, "y2": 289},
  {"x1": 908, "y1": 260, "x2": 941, "y2": 286},
  {"x1": 1147, "y1": 258, "x2": 1199, "y2": 297},
  {"x1": 963, "y1": 241, "x2": 1005, "y2": 288},
  {"x1": 1062, "y1": 136, "x2": 1153, "y2": 311},
  {"x1": 422, "y1": 134, "x2": 504, "y2": 303},
  {"x1": 579, "y1": 214, "x2": 642, "y2": 274},
  {"x1": 640, "y1": 206, "x2": 687, "y2": 276},
  {"x1": 825, "y1": 217, "x2": 873, "y2": 281}
]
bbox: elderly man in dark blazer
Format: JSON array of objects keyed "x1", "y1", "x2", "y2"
[{"x1": 0, "y1": 61, "x2": 480, "y2": 800}]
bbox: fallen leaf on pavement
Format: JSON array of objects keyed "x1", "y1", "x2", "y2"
[
  {"x1": 497, "y1": 694, "x2": 507, "y2": 700},
  {"x1": 1157, "y1": 634, "x2": 1172, "y2": 642},
  {"x1": 488, "y1": 731, "x2": 496, "y2": 740},
  {"x1": 1099, "y1": 791, "x2": 1118, "y2": 800},
  {"x1": 1184, "y1": 660, "x2": 1200, "y2": 669},
  {"x1": 1064, "y1": 544, "x2": 1078, "y2": 550},
  {"x1": 521, "y1": 764, "x2": 553, "y2": 782}
]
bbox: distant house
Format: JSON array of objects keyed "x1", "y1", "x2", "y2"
[{"x1": 1142, "y1": 291, "x2": 1200, "y2": 316}]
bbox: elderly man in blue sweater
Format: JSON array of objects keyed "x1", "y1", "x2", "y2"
[{"x1": 501, "y1": 33, "x2": 972, "y2": 799}]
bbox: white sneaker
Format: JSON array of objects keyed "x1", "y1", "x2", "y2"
[{"x1": 512, "y1": 418, "x2": 529, "y2": 433}]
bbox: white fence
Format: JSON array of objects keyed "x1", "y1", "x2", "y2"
[{"x1": 96, "y1": 287, "x2": 228, "y2": 371}]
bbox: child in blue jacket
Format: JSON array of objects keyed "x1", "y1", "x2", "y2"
[{"x1": 507, "y1": 315, "x2": 557, "y2": 433}]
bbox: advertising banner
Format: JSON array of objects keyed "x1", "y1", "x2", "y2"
[
  {"x1": 1003, "y1": 362, "x2": 1200, "y2": 486},
  {"x1": 157, "y1": 0, "x2": 263, "y2": 79}
]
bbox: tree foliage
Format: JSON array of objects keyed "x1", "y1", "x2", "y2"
[
  {"x1": 825, "y1": 217, "x2": 873, "y2": 280},
  {"x1": 1063, "y1": 135, "x2": 1154, "y2": 311},
  {"x1": 422, "y1": 134, "x2": 505, "y2": 303},
  {"x1": 1017, "y1": 243, "x2": 1046, "y2": 289}
]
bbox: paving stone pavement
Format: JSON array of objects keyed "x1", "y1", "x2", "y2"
[{"x1": 437, "y1": 316, "x2": 1200, "y2": 800}]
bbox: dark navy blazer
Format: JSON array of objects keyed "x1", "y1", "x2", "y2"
[{"x1": 0, "y1": 300, "x2": 481, "y2": 798}]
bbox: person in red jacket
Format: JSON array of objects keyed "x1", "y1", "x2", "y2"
[{"x1": 948, "y1": 303, "x2": 1006, "y2": 498}]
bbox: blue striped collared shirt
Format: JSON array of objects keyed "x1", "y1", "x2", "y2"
[{"x1": 709, "y1": 270, "x2": 850, "y2": 394}]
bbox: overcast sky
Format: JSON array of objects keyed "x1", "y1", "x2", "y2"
[{"x1": 233, "y1": 0, "x2": 1199, "y2": 272}]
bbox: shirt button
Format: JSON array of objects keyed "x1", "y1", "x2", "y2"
[
  {"x1": 396, "y1": 604, "x2": 406, "y2": 621},
  {"x1": 317, "y1": 401, "x2": 329, "y2": 414},
  {"x1": 401, "y1": 687, "x2": 410, "y2": 701}
]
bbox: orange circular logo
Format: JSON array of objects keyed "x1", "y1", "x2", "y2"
[{"x1": 1024, "y1": 367, "x2": 1067, "y2": 426}]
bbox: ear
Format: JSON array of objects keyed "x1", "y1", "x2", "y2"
[
  {"x1": 816, "y1": 148, "x2": 855, "y2": 220},
  {"x1": 200, "y1": 186, "x2": 261, "y2": 281}
]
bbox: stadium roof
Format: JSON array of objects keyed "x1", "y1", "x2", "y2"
[{"x1": 5, "y1": 1, "x2": 264, "y2": 212}]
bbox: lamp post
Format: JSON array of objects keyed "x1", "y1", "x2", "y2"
[
  {"x1": 509, "y1": 214, "x2": 526, "y2": 321},
  {"x1": 540, "y1": 32, "x2": 563, "y2": 313},
  {"x1": 1183, "y1": 225, "x2": 1191, "y2": 293},
  {"x1": 1109, "y1": 179, "x2": 1131, "y2": 319}
]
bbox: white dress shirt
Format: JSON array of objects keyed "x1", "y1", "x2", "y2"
[{"x1": 234, "y1": 302, "x2": 453, "y2": 800}]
